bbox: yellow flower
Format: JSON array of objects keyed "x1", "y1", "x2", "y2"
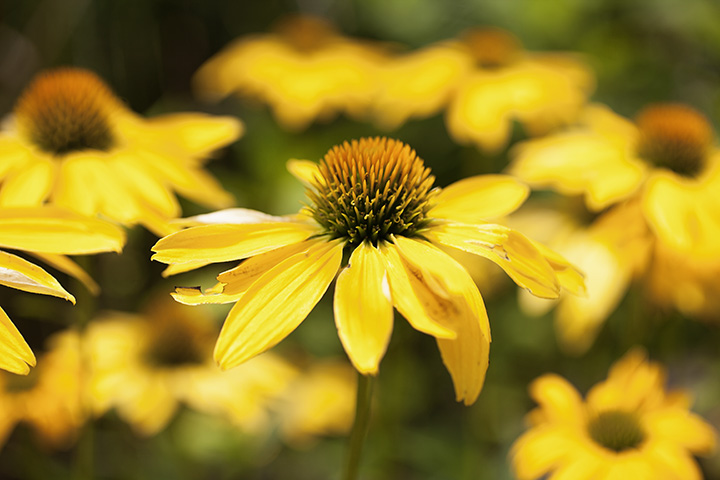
[
  {"x1": 85, "y1": 297, "x2": 297, "y2": 435},
  {"x1": 511, "y1": 349, "x2": 717, "y2": 480},
  {"x1": 0, "y1": 329, "x2": 84, "y2": 449},
  {"x1": 445, "y1": 27, "x2": 594, "y2": 153},
  {"x1": 0, "y1": 206, "x2": 124, "y2": 374},
  {"x1": 0, "y1": 67, "x2": 242, "y2": 236},
  {"x1": 194, "y1": 16, "x2": 386, "y2": 131},
  {"x1": 152, "y1": 137, "x2": 583, "y2": 405},
  {"x1": 511, "y1": 103, "x2": 720, "y2": 257}
]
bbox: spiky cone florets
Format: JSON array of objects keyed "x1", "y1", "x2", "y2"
[{"x1": 307, "y1": 137, "x2": 439, "y2": 247}]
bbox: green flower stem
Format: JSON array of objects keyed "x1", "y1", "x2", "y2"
[{"x1": 342, "y1": 372, "x2": 375, "y2": 480}]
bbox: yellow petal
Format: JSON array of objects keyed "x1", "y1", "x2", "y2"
[
  {"x1": 529, "y1": 374, "x2": 585, "y2": 426},
  {"x1": 425, "y1": 223, "x2": 561, "y2": 298},
  {"x1": 171, "y1": 286, "x2": 243, "y2": 305},
  {"x1": 391, "y1": 237, "x2": 490, "y2": 404},
  {"x1": 0, "y1": 306, "x2": 36, "y2": 375},
  {"x1": 53, "y1": 153, "x2": 143, "y2": 224},
  {"x1": 646, "y1": 440, "x2": 704, "y2": 480},
  {"x1": 29, "y1": 252, "x2": 100, "y2": 295},
  {"x1": 214, "y1": 239, "x2": 343, "y2": 369},
  {"x1": 146, "y1": 113, "x2": 244, "y2": 155},
  {"x1": 430, "y1": 175, "x2": 530, "y2": 222},
  {"x1": 642, "y1": 168, "x2": 720, "y2": 256},
  {"x1": 151, "y1": 221, "x2": 318, "y2": 266},
  {"x1": 0, "y1": 157, "x2": 54, "y2": 207},
  {"x1": 378, "y1": 243, "x2": 456, "y2": 339},
  {"x1": 510, "y1": 427, "x2": 573, "y2": 480},
  {"x1": 334, "y1": 242, "x2": 394, "y2": 375},
  {"x1": 0, "y1": 206, "x2": 125, "y2": 254},
  {"x1": 176, "y1": 208, "x2": 292, "y2": 226},
  {"x1": 529, "y1": 240, "x2": 586, "y2": 296},
  {"x1": 286, "y1": 159, "x2": 321, "y2": 187},
  {"x1": 218, "y1": 241, "x2": 311, "y2": 295},
  {"x1": 510, "y1": 131, "x2": 646, "y2": 210},
  {"x1": 645, "y1": 408, "x2": 717, "y2": 454},
  {"x1": 0, "y1": 250, "x2": 75, "y2": 302},
  {"x1": 109, "y1": 153, "x2": 180, "y2": 218}
]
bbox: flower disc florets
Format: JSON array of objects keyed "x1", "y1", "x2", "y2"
[
  {"x1": 14, "y1": 68, "x2": 119, "y2": 156},
  {"x1": 587, "y1": 409, "x2": 646, "y2": 452},
  {"x1": 635, "y1": 103, "x2": 713, "y2": 177},
  {"x1": 307, "y1": 137, "x2": 438, "y2": 247}
]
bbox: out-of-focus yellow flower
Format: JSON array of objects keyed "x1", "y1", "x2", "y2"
[
  {"x1": 512, "y1": 201, "x2": 653, "y2": 355},
  {"x1": 444, "y1": 28, "x2": 594, "y2": 153},
  {"x1": 194, "y1": 16, "x2": 386, "y2": 131},
  {"x1": 511, "y1": 349, "x2": 717, "y2": 480},
  {"x1": 85, "y1": 298, "x2": 297, "y2": 436},
  {"x1": 0, "y1": 68, "x2": 241, "y2": 236},
  {"x1": 276, "y1": 360, "x2": 356, "y2": 446},
  {"x1": 648, "y1": 242, "x2": 720, "y2": 320},
  {"x1": 0, "y1": 330, "x2": 84, "y2": 449},
  {"x1": 152, "y1": 137, "x2": 583, "y2": 405},
  {"x1": 0, "y1": 206, "x2": 124, "y2": 374},
  {"x1": 511, "y1": 103, "x2": 720, "y2": 257}
]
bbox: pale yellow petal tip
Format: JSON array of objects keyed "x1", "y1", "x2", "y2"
[{"x1": 287, "y1": 159, "x2": 320, "y2": 186}]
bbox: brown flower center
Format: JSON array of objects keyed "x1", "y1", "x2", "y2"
[
  {"x1": 307, "y1": 137, "x2": 437, "y2": 247},
  {"x1": 275, "y1": 15, "x2": 337, "y2": 52},
  {"x1": 462, "y1": 27, "x2": 523, "y2": 68},
  {"x1": 14, "y1": 68, "x2": 119, "y2": 156},
  {"x1": 587, "y1": 409, "x2": 646, "y2": 452},
  {"x1": 635, "y1": 104, "x2": 713, "y2": 177},
  {"x1": 143, "y1": 319, "x2": 209, "y2": 368}
]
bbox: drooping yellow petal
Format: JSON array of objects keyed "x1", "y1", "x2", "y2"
[
  {"x1": 109, "y1": 153, "x2": 180, "y2": 218},
  {"x1": 151, "y1": 221, "x2": 318, "y2": 266},
  {"x1": 334, "y1": 242, "x2": 393, "y2": 375},
  {"x1": 287, "y1": 159, "x2": 321, "y2": 187},
  {"x1": 378, "y1": 242, "x2": 456, "y2": 339},
  {"x1": 0, "y1": 206, "x2": 125, "y2": 254},
  {"x1": 0, "y1": 250, "x2": 75, "y2": 302},
  {"x1": 145, "y1": 113, "x2": 244, "y2": 155},
  {"x1": 529, "y1": 240, "x2": 586, "y2": 296},
  {"x1": 642, "y1": 168, "x2": 720, "y2": 257},
  {"x1": 214, "y1": 239, "x2": 343, "y2": 370},
  {"x1": 0, "y1": 157, "x2": 54, "y2": 207},
  {"x1": 29, "y1": 252, "x2": 99, "y2": 295},
  {"x1": 53, "y1": 153, "x2": 143, "y2": 223},
  {"x1": 645, "y1": 440, "x2": 704, "y2": 480},
  {"x1": 218, "y1": 241, "x2": 311, "y2": 295},
  {"x1": 425, "y1": 223, "x2": 561, "y2": 298},
  {"x1": 510, "y1": 131, "x2": 646, "y2": 210},
  {"x1": 390, "y1": 237, "x2": 490, "y2": 404},
  {"x1": 0, "y1": 306, "x2": 36, "y2": 375},
  {"x1": 430, "y1": 175, "x2": 529, "y2": 222},
  {"x1": 171, "y1": 286, "x2": 244, "y2": 305}
]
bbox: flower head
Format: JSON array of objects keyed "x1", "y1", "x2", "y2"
[
  {"x1": 511, "y1": 102, "x2": 720, "y2": 256},
  {"x1": 0, "y1": 206, "x2": 124, "y2": 374},
  {"x1": 153, "y1": 137, "x2": 582, "y2": 405},
  {"x1": 511, "y1": 349, "x2": 717, "y2": 480},
  {"x1": 194, "y1": 15, "x2": 386, "y2": 131},
  {"x1": 1, "y1": 67, "x2": 242, "y2": 236}
]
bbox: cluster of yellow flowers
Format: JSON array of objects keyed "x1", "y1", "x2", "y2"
[{"x1": 0, "y1": 12, "x2": 717, "y2": 479}]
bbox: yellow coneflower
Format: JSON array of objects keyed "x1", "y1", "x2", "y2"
[
  {"x1": 443, "y1": 27, "x2": 594, "y2": 153},
  {"x1": 0, "y1": 329, "x2": 84, "y2": 449},
  {"x1": 0, "y1": 206, "x2": 124, "y2": 374},
  {"x1": 511, "y1": 103, "x2": 720, "y2": 257},
  {"x1": 152, "y1": 137, "x2": 583, "y2": 405},
  {"x1": 194, "y1": 15, "x2": 387, "y2": 131},
  {"x1": 85, "y1": 297, "x2": 297, "y2": 435},
  {"x1": 511, "y1": 349, "x2": 717, "y2": 480},
  {"x1": 0, "y1": 67, "x2": 241, "y2": 236}
]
